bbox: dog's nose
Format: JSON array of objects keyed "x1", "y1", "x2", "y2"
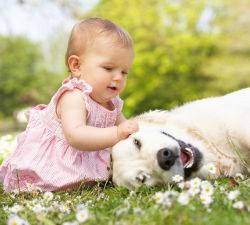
[{"x1": 157, "y1": 148, "x2": 177, "y2": 170}]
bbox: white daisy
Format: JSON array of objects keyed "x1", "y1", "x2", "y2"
[
  {"x1": 59, "y1": 204, "x2": 71, "y2": 214},
  {"x1": 177, "y1": 192, "x2": 190, "y2": 205},
  {"x1": 164, "y1": 191, "x2": 178, "y2": 198},
  {"x1": 43, "y1": 191, "x2": 54, "y2": 201},
  {"x1": 227, "y1": 190, "x2": 240, "y2": 201},
  {"x1": 189, "y1": 178, "x2": 202, "y2": 189},
  {"x1": 25, "y1": 182, "x2": 35, "y2": 192},
  {"x1": 205, "y1": 163, "x2": 216, "y2": 175},
  {"x1": 9, "y1": 204, "x2": 24, "y2": 214},
  {"x1": 133, "y1": 207, "x2": 143, "y2": 215},
  {"x1": 200, "y1": 194, "x2": 213, "y2": 207},
  {"x1": 232, "y1": 201, "x2": 244, "y2": 209},
  {"x1": 219, "y1": 186, "x2": 226, "y2": 193},
  {"x1": 152, "y1": 191, "x2": 175, "y2": 207},
  {"x1": 177, "y1": 182, "x2": 185, "y2": 189},
  {"x1": 153, "y1": 192, "x2": 165, "y2": 204},
  {"x1": 172, "y1": 175, "x2": 184, "y2": 183},
  {"x1": 201, "y1": 181, "x2": 214, "y2": 196},
  {"x1": 7, "y1": 215, "x2": 30, "y2": 225},
  {"x1": 76, "y1": 204, "x2": 87, "y2": 211},
  {"x1": 32, "y1": 204, "x2": 45, "y2": 213},
  {"x1": 129, "y1": 191, "x2": 136, "y2": 197},
  {"x1": 62, "y1": 221, "x2": 79, "y2": 225},
  {"x1": 76, "y1": 208, "x2": 89, "y2": 223},
  {"x1": 188, "y1": 186, "x2": 200, "y2": 196},
  {"x1": 115, "y1": 207, "x2": 128, "y2": 217},
  {"x1": 235, "y1": 173, "x2": 244, "y2": 180}
]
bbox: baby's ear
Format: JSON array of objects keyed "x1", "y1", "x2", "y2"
[{"x1": 68, "y1": 55, "x2": 81, "y2": 78}]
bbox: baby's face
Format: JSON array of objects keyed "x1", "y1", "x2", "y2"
[{"x1": 79, "y1": 37, "x2": 134, "y2": 106}]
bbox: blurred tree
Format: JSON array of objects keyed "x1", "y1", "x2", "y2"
[
  {"x1": 0, "y1": 36, "x2": 61, "y2": 118},
  {"x1": 85, "y1": 0, "x2": 217, "y2": 116},
  {"x1": 202, "y1": 0, "x2": 250, "y2": 94},
  {"x1": 5, "y1": 0, "x2": 249, "y2": 120}
]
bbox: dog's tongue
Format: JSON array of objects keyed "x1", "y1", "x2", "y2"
[{"x1": 180, "y1": 151, "x2": 189, "y2": 165}]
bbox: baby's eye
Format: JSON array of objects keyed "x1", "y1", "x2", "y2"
[
  {"x1": 122, "y1": 71, "x2": 128, "y2": 75},
  {"x1": 103, "y1": 66, "x2": 113, "y2": 71}
]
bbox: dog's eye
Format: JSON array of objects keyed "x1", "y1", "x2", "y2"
[{"x1": 133, "y1": 138, "x2": 141, "y2": 150}]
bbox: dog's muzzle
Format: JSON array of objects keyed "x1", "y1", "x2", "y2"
[{"x1": 157, "y1": 148, "x2": 178, "y2": 170}]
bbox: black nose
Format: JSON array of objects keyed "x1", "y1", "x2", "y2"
[{"x1": 157, "y1": 148, "x2": 177, "y2": 170}]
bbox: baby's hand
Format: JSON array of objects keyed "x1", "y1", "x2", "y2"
[{"x1": 117, "y1": 120, "x2": 139, "y2": 140}]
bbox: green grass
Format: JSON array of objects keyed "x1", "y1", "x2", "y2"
[
  {"x1": 0, "y1": 179, "x2": 249, "y2": 225},
  {"x1": 0, "y1": 134, "x2": 249, "y2": 224}
]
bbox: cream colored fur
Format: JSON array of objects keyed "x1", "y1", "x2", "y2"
[{"x1": 112, "y1": 88, "x2": 250, "y2": 189}]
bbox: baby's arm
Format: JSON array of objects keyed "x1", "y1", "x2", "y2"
[{"x1": 57, "y1": 89, "x2": 137, "y2": 151}]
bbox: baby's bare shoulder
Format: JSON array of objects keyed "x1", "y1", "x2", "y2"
[{"x1": 57, "y1": 89, "x2": 86, "y2": 118}]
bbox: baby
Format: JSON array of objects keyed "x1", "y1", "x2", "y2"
[{"x1": 0, "y1": 18, "x2": 138, "y2": 192}]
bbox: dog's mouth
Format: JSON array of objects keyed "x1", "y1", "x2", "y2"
[{"x1": 180, "y1": 147, "x2": 194, "y2": 168}]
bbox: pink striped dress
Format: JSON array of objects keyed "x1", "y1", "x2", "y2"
[{"x1": 0, "y1": 78, "x2": 123, "y2": 192}]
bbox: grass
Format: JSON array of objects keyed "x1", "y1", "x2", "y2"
[
  {"x1": 0, "y1": 134, "x2": 249, "y2": 225},
  {"x1": 0, "y1": 178, "x2": 250, "y2": 225}
]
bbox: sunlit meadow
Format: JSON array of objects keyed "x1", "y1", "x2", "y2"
[{"x1": 0, "y1": 134, "x2": 249, "y2": 225}]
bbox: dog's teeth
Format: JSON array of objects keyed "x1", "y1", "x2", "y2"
[
  {"x1": 185, "y1": 147, "x2": 192, "y2": 153},
  {"x1": 183, "y1": 147, "x2": 194, "y2": 168},
  {"x1": 185, "y1": 163, "x2": 193, "y2": 168}
]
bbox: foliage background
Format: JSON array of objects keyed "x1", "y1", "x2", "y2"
[{"x1": 0, "y1": 0, "x2": 250, "y2": 122}]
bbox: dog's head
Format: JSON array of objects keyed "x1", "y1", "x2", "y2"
[{"x1": 112, "y1": 125, "x2": 202, "y2": 189}]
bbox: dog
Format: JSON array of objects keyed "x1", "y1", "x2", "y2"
[{"x1": 112, "y1": 88, "x2": 250, "y2": 189}]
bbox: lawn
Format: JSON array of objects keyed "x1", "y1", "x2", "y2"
[{"x1": 0, "y1": 135, "x2": 249, "y2": 225}]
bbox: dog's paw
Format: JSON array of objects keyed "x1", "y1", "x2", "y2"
[{"x1": 135, "y1": 172, "x2": 151, "y2": 184}]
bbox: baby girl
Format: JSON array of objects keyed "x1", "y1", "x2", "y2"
[{"x1": 0, "y1": 18, "x2": 138, "y2": 192}]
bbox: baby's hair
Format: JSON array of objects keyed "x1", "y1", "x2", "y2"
[{"x1": 65, "y1": 18, "x2": 133, "y2": 69}]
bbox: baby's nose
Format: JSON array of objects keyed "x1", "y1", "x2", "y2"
[{"x1": 113, "y1": 72, "x2": 124, "y2": 80}]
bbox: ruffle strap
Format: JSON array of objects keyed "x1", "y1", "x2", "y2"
[{"x1": 53, "y1": 77, "x2": 92, "y2": 105}]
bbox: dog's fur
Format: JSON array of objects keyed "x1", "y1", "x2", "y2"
[{"x1": 112, "y1": 88, "x2": 250, "y2": 189}]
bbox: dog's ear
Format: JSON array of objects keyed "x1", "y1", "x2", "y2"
[{"x1": 134, "y1": 110, "x2": 170, "y2": 125}]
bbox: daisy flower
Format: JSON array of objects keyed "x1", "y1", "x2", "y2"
[
  {"x1": 172, "y1": 175, "x2": 184, "y2": 183},
  {"x1": 32, "y1": 204, "x2": 45, "y2": 213},
  {"x1": 133, "y1": 207, "x2": 143, "y2": 215},
  {"x1": 62, "y1": 221, "x2": 79, "y2": 225},
  {"x1": 227, "y1": 190, "x2": 240, "y2": 201},
  {"x1": 43, "y1": 191, "x2": 54, "y2": 202},
  {"x1": 76, "y1": 204, "x2": 87, "y2": 211},
  {"x1": 232, "y1": 201, "x2": 244, "y2": 210},
  {"x1": 177, "y1": 192, "x2": 190, "y2": 205},
  {"x1": 153, "y1": 192, "x2": 165, "y2": 204},
  {"x1": 219, "y1": 186, "x2": 226, "y2": 193},
  {"x1": 190, "y1": 178, "x2": 201, "y2": 189},
  {"x1": 76, "y1": 208, "x2": 89, "y2": 223},
  {"x1": 9, "y1": 204, "x2": 24, "y2": 214},
  {"x1": 200, "y1": 194, "x2": 213, "y2": 207},
  {"x1": 201, "y1": 181, "x2": 214, "y2": 196},
  {"x1": 205, "y1": 163, "x2": 216, "y2": 175},
  {"x1": 153, "y1": 191, "x2": 175, "y2": 207},
  {"x1": 235, "y1": 173, "x2": 244, "y2": 180},
  {"x1": 188, "y1": 186, "x2": 200, "y2": 196},
  {"x1": 177, "y1": 182, "x2": 185, "y2": 189},
  {"x1": 8, "y1": 215, "x2": 30, "y2": 225},
  {"x1": 59, "y1": 204, "x2": 71, "y2": 214}
]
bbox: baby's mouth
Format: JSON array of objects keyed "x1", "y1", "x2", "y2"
[
  {"x1": 107, "y1": 83, "x2": 118, "y2": 91},
  {"x1": 108, "y1": 86, "x2": 118, "y2": 91}
]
